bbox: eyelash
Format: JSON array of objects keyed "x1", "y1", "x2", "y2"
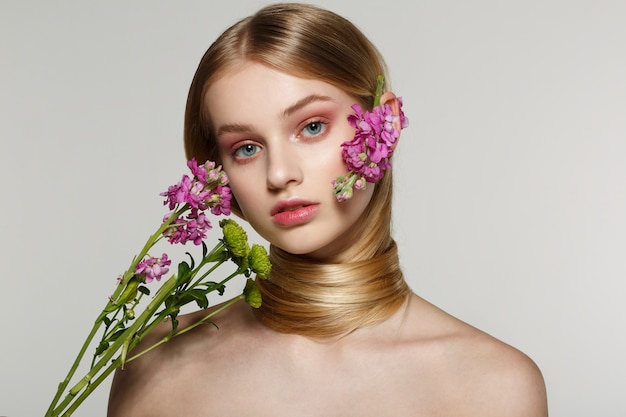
[
  {"x1": 228, "y1": 118, "x2": 329, "y2": 162},
  {"x1": 232, "y1": 142, "x2": 261, "y2": 161},
  {"x1": 298, "y1": 119, "x2": 328, "y2": 139}
]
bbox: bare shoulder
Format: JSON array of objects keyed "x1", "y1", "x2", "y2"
[
  {"x1": 403, "y1": 295, "x2": 548, "y2": 417},
  {"x1": 450, "y1": 329, "x2": 548, "y2": 416},
  {"x1": 107, "y1": 298, "x2": 256, "y2": 417}
]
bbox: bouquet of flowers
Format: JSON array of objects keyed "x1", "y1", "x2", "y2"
[{"x1": 45, "y1": 159, "x2": 271, "y2": 417}]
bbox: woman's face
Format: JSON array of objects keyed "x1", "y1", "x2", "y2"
[{"x1": 205, "y1": 62, "x2": 375, "y2": 258}]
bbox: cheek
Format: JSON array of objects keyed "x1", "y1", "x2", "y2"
[
  {"x1": 347, "y1": 182, "x2": 375, "y2": 217},
  {"x1": 315, "y1": 141, "x2": 350, "y2": 176},
  {"x1": 220, "y1": 162, "x2": 255, "y2": 210},
  {"x1": 228, "y1": 177, "x2": 254, "y2": 208},
  {"x1": 329, "y1": 151, "x2": 348, "y2": 173},
  {"x1": 328, "y1": 126, "x2": 356, "y2": 173},
  {"x1": 226, "y1": 172, "x2": 269, "y2": 224}
]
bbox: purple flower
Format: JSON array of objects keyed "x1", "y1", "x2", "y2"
[
  {"x1": 333, "y1": 83, "x2": 409, "y2": 202},
  {"x1": 135, "y1": 253, "x2": 171, "y2": 283},
  {"x1": 209, "y1": 185, "x2": 232, "y2": 216},
  {"x1": 184, "y1": 210, "x2": 212, "y2": 245},
  {"x1": 162, "y1": 209, "x2": 214, "y2": 246},
  {"x1": 160, "y1": 158, "x2": 233, "y2": 245},
  {"x1": 187, "y1": 158, "x2": 210, "y2": 183},
  {"x1": 161, "y1": 175, "x2": 193, "y2": 210},
  {"x1": 160, "y1": 158, "x2": 231, "y2": 212}
]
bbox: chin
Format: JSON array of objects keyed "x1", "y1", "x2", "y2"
[
  {"x1": 274, "y1": 241, "x2": 333, "y2": 258},
  {"x1": 280, "y1": 245, "x2": 321, "y2": 256}
]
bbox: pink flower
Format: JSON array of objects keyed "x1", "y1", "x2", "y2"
[
  {"x1": 135, "y1": 253, "x2": 172, "y2": 283},
  {"x1": 209, "y1": 185, "x2": 232, "y2": 216},
  {"x1": 161, "y1": 175, "x2": 193, "y2": 210},
  {"x1": 161, "y1": 158, "x2": 231, "y2": 212},
  {"x1": 187, "y1": 158, "x2": 209, "y2": 183},
  {"x1": 162, "y1": 209, "x2": 214, "y2": 245},
  {"x1": 186, "y1": 210, "x2": 212, "y2": 245},
  {"x1": 160, "y1": 158, "x2": 233, "y2": 245},
  {"x1": 333, "y1": 84, "x2": 408, "y2": 201}
]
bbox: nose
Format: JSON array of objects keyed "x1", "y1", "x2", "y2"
[{"x1": 266, "y1": 144, "x2": 303, "y2": 190}]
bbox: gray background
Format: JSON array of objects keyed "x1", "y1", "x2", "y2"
[{"x1": 1, "y1": 0, "x2": 625, "y2": 415}]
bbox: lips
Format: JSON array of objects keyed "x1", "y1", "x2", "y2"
[{"x1": 271, "y1": 199, "x2": 320, "y2": 226}]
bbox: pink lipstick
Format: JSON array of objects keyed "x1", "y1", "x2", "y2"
[{"x1": 271, "y1": 199, "x2": 320, "y2": 226}]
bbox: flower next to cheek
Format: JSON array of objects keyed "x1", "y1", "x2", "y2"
[
  {"x1": 209, "y1": 185, "x2": 232, "y2": 216},
  {"x1": 333, "y1": 76, "x2": 409, "y2": 202},
  {"x1": 160, "y1": 158, "x2": 232, "y2": 245}
]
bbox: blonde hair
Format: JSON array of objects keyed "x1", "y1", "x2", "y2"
[{"x1": 184, "y1": 3, "x2": 410, "y2": 338}]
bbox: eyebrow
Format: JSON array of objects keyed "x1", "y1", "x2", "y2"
[
  {"x1": 215, "y1": 94, "x2": 335, "y2": 138},
  {"x1": 216, "y1": 122, "x2": 254, "y2": 137},
  {"x1": 281, "y1": 94, "x2": 334, "y2": 118}
]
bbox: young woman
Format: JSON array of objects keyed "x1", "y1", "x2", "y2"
[{"x1": 108, "y1": 3, "x2": 547, "y2": 416}]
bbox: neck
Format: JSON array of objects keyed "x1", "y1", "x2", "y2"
[{"x1": 253, "y1": 241, "x2": 411, "y2": 339}]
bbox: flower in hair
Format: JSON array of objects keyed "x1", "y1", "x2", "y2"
[{"x1": 333, "y1": 76, "x2": 408, "y2": 202}]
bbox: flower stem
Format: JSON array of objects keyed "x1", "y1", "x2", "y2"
[
  {"x1": 46, "y1": 211, "x2": 182, "y2": 416},
  {"x1": 126, "y1": 294, "x2": 245, "y2": 362},
  {"x1": 107, "y1": 207, "x2": 184, "y2": 304},
  {"x1": 48, "y1": 275, "x2": 179, "y2": 417},
  {"x1": 185, "y1": 243, "x2": 227, "y2": 289},
  {"x1": 374, "y1": 75, "x2": 385, "y2": 107},
  {"x1": 45, "y1": 313, "x2": 104, "y2": 417},
  {"x1": 60, "y1": 356, "x2": 122, "y2": 417},
  {"x1": 129, "y1": 262, "x2": 245, "y2": 356}
]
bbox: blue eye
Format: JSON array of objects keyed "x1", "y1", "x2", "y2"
[
  {"x1": 301, "y1": 121, "x2": 326, "y2": 137},
  {"x1": 234, "y1": 143, "x2": 260, "y2": 159}
]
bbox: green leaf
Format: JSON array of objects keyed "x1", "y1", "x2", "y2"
[
  {"x1": 95, "y1": 340, "x2": 109, "y2": 356},
  {"x1": 205, "y1": 281, "x2": 226, "y2": 296},
  {"x1": 176, "y1": 261, "x2": 192, "y2": 286},
  {"x1": 138, "y1": 285, "x2": 150, "y2": 296},
  {"x1": 112, "y1": 276, "x2": 140, "y2": 306},
  {"x1": 189, "y1": 289, "x2": 209, "y2": 309},
  {"x1": 195, "y1": 297, "x2": 209, "y2": 309},
  {"x1": 185, "y1": 251, "x2": 196, "y2": 270},
  {"x1": 169, "y1": 293, "x2": 191, "y2": 308},
  {"x1": 108, "y1": 328, "x2": 127, "y2": 343}
]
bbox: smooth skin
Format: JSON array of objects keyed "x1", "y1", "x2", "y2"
[
  {"x1": 108, "y1": 63, "x2": 548, "y2": 417},
  {"x1": 209, "y1": 63, "x2": 377, "y2": 259}
]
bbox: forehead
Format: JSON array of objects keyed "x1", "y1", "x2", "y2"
[{"x1": 204, "y1": 62, "x2": 351, "y2": 126}]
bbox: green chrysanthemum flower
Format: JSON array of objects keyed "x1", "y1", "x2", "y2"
[
  {"x1": 219, "y1": 219, "x2": 249, "y2": 258},
  {"x1": 243, "y1": 278, "x2": 262, "y2": 308},
  {"x1": 249, "y1": 244, "x2": 271, "y2": 279}
]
